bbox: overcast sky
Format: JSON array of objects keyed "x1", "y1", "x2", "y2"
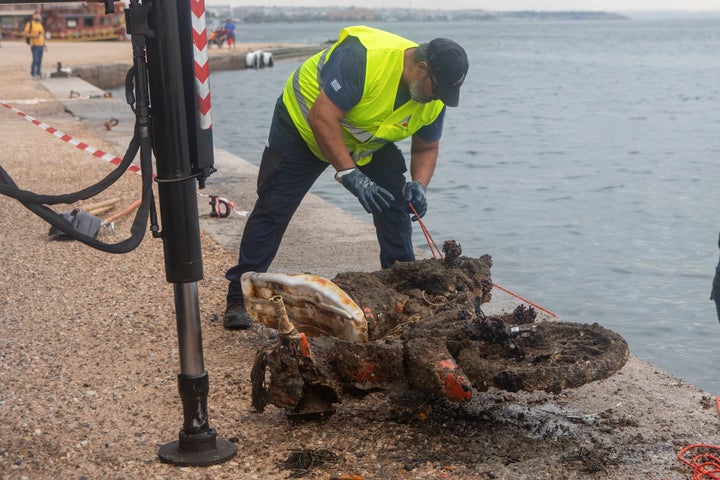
[{"x1": 207, "y1": 0, "x2": 720, "y2": 11}]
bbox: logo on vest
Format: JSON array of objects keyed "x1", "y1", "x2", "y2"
[{"x1": 396, "y1": 115, "x2": 411, "y2": 129}]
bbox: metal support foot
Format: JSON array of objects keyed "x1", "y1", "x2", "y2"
[{"x1": 158, "y1": 372, "x2": 236, "y2": 466}]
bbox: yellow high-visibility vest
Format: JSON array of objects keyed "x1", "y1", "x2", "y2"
[{"x1": 283, "y1": 25, "x2": 445, "y2": 165}]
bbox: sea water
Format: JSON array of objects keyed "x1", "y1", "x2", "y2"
[{"x1": 208, "y1": 18, "x2": 720, "y2": 393}]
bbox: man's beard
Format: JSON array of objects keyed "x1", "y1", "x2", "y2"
[{"x1": 409, "y1": 78, "x2": 434, "y2": 104}]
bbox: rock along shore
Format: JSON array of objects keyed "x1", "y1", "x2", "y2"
[{"x1": 1, "y1": 40, "x2": 719, "y2": 480}]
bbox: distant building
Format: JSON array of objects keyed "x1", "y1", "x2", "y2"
[
  {"x1": 0, "y1": 3, "x2": 39, "y2": 40},
  {"x1": 324, "y1": 9, "x2": 375, "y2": 21},
  {"x1": 0, "y1": 2, "x2": 126, "y2": 41}
]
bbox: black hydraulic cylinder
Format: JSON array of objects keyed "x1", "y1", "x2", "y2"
[
  {"x1": 5, "y1": 0, "x2": 234, "y2": 467},
  {"x1": 145, "y1": 0, "x2": 203, "y2": 284},
  {"x1": 137, "y1": 0, "x2": 234, "y2": 466}
]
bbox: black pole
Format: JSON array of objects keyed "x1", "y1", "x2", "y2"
[
  {"x1": 1, "y1": 0, "x2": 234, "y2": 467},
  {"x1": 133, "y1": 0, "x2": 234, "y2": 466}
]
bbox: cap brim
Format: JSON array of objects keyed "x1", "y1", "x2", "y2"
[{"x1": 436, "y1": 83, "x2": 460, "y2": 107}]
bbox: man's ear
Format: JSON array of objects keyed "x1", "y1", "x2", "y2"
[{"x1": 414, "y1": 61, "x2": 431, "y2": 81}]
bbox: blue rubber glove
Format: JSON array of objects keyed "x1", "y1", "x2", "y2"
[
  {"x1": 337, "y1": 168, "x2": 395, "y2": 214},
  {"x1": 403, "y1": 181, "x2": 427, "y2": 221}
]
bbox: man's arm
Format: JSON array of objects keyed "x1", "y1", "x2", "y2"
[
  {"x1": 409, "y1": 135, "x2": 440, "y2": 187},
  {"x1": 308, "y1": 84, "x2": 395, "y2": 214},
  {"x1": 306, "y1": 91, "x2": 356, "y2": 172}
]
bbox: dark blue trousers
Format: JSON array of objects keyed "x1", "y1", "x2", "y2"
[
  {"x1": 30, "y1": 45, "x2": 44, "y2": 77},
  {"x1": 225, "y1": 97, "x2": 414, "y2": 301}
]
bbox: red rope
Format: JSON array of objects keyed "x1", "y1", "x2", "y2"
[
  {"x1": 674, "y1": 398, "x2": 720, "y2": 479},
  {"x1": 491, "y1": 282, "x2": 558, "y2": 318},
  {"x1": 409, "y1": 203, "x2": 558, "y2": 318},
  {"x1": 678, "y1": 444, "x2": 720, "y2": 479},
  {"x1": 408, "y1": 203, "x2": 443, "y2": 259}
]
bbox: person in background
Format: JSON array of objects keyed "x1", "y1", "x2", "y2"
[
  {"x1": 711, "y1": 232, "x2": 720, "y2": 322},
  {"x1": 224, "y1": 18, "x2": 235, "y2": 49},
  {"x1": 24, "y1": 12, "x2": 47, "y2": 79},
  {"x1": 223, "y1": 25, "x2": 469, "y2": 329}
]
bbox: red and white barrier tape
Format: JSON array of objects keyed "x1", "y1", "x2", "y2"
[
  {"x1": 1, "y1": 100, "x2": 247, "y2": 217},
  {"x1": 1, "y1": 100, "x2": 141, "y2": 175}
]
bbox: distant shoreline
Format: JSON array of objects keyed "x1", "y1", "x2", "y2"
[{"x1": 207, "y1": 7, "x2": 628, "y2": 23}]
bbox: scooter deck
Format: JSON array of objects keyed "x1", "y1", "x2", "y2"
[{"x1": 240, "y1": 271, "x2": 368, "y2": 343}]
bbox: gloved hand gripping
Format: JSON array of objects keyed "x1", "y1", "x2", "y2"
[
  {"x1": 403, "y1": 181, "x2": 427, "y2": 221},
  {"x1": 337, "y1": 168, "x2": 395, "y2": 214}
]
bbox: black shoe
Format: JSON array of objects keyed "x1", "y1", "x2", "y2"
[{"x1": 223, "y1": 298, "x2": 253, "y2": 330}]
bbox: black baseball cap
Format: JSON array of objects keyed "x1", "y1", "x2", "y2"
[{"x1": 426, "y1": 38, "x2": 469, "y2": 107}]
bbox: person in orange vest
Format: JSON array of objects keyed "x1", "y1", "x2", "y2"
[{"x1": 24, "y1": 12, "x2": 48, "y2": 79}]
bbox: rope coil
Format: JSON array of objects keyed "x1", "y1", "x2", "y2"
[{"x1": 678, "y1": 443, "x2": 720, "y2": 479}]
